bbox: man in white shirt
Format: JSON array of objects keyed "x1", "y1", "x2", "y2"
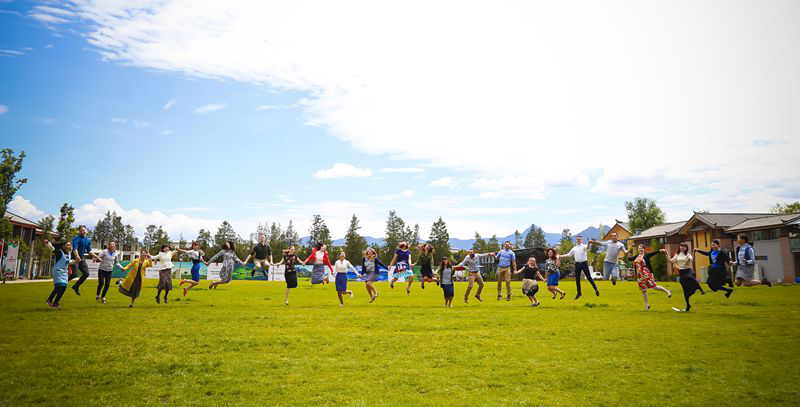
[
  {"x1": 558, "y1": 235, "x2": 598, "y2": 299},
  {"x1": 589, "y1": 232, "x2": 628, "y2": 285}
]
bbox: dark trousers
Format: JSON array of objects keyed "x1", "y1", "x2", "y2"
[
  {"x1": 48, "y1": 285, "x2": 67, "y2": 305},
  {"x1": 69, "y1": 260, "x2": 90, "y2": 288},
  {"x1": 96, "y1": 269, "x2": 112, "y2": 297},
  {"x1": 575, "y1": 261, "x2": 598, "y2": 295}
]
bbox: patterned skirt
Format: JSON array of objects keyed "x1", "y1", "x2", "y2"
[
  {"x1": 311, "y1": 264, "x2": 327, "y2": 284},
  {"x1": 157, "y1": 268, "x2": 172, "y2": 290},
  {"x1": 219, "y1": 266, "x2": 233, "y2": 283},
  {"x1": 637, "y1": 267, "x2": 657, "y2": 290}
]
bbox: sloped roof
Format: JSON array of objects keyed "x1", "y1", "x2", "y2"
[
  {"x1": 678, "y1": 212, "x2": 774, "y2": 234},
  {"x1": 4, "y1": 211, "x2": 40, "y2": 229},
  {"x1": 632, "y1": 221, "x2": 687, "y2": 240},
  {"x1": 726, "y1": 214, "x2": 800, "y2": 232},
  {"x1": 615, "y1": 220, "x2": 632, "y2": 233}
]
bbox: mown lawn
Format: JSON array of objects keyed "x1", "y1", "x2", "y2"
[{"x1": 0, "y1": 278, "x2": 798, "y2": 406}]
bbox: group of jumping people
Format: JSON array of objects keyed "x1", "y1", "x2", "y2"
[{"x1": 44, "y1": 227, "x2": 772, "y2": 311}]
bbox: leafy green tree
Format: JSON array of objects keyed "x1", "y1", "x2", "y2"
[
  {"x1": 34, "y1": 215, "x2": 56, "y2": 276},
  {"x1": 625, "y1": 197, "x2": 666, "y2": 234},
  {"x1": 558, "y1": 228, "x2": 575, "y2": 274},
  {"x1": 428, "y1": 217, "x2": 451, "y2": 263},
  {"x1": 770, "y1": 201, "x2": 800, "y2": 214},
  {"x1": 308, "y1": 214, "x2": 332, "y2": 248},
  {"x1": 195, "y1": 229, "x2": 213, "y2": 253},
  {"x1": 648, "y1": 240, "x2": 669, "y2": 281},
  {"x1": 284, "y1": 220, "x2": 300, "y2": 248},
  {"x1": 0, "y1": 149, "x2": 27, "y2": 240},
  {"x1": 472, "y1": 232, "x2": 487, "y2": 252},
  {"x1": 486, "y1": 235, "x2": 500, "y2": 252},
  {"x1": 343, "y1": 214, "x2": 367, "y2": 263},
  {"x1": 524, "y1": 224, "x2": 547, "y2": 248},
  {"x1": 55, "y1": 203, "x2": 75, "y2": 242}
]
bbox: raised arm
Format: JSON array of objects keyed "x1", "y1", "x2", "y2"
[
  {"x1": 388, "y1": 253, "x2": 399, "y2": 267},
  {"x1": 208, "y1": 251, "x2": 222, "y2": 263}
]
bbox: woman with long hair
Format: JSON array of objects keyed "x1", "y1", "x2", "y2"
[
  {"x1": 665, "y1": 243, "x2": 704, "y2": 312},
  {"x1": 731, "y1": 234, "x2": 772, "y2": 288},
  {"x1": 178, "y1": 241, "x2": 207, "y2": 297},
  {"x1": 628, "y1": 244, "x2": 672, "y2": 310},
  {"x1": 95, "y1": 242, "x2": 122, "y2": 304},
  {"x1": 208, "y1": 241, "x2": 244, "y2": 290},
  {"x1": 118, "y1": 249, "x2": 153, "y2": 308},
  {"x1": 436, "y1": 257, "x2": 456, "y2": 307},
  {"x1": 304, "y1": 242, "x2": 335, "y2": 285},
  {"x1": 361, "y1": 247, "x2": 387, "y2": 303},
  {"x1": 273, "y1": 246, "x2": 304, "y2": 305},
  {"x1": 416, "y1": 243, "x2": 438, "y2": 289},
  {"x1": 388, "y1": 242, "x2": 416, "y2": 295},
  {"x1": 151, "y1": 244, "x2": 179, "y2": 304},
  {"x1": 694, "y1": 239, "x2": 734, "y2": 298},
  {"x1": 544, "y1": 248, "x2": 565, "y2": 300}
]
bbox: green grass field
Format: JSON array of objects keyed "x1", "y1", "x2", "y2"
[{"x1": 1, "y1": 278, "x2": 798, "y2": 406}]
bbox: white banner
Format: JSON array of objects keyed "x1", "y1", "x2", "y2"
[
  {"x1": 87, "y1": 261, "x2": 100, "y2": 278},
  {"x1": 144, "y1": 266, "x2": 161, "y2": 279},
  {"x1": 206, "y1": 262, "x2": 222, "y2": 281},
  {"x1": 5, "y1": 241, "x2": 19, "y2": 278},
  {"x1": 269, "y1": 264, "x2": 286, "y2": 281}
]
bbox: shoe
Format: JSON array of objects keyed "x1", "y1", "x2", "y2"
[
  {"x1": 533, "y1": 302, "x2": 540, "y2": 307},
  {"x1": 95, "y1": 296, "x2": 101, "y2": 303},
  {"x1": 575, "y1": 294, "x2": 582, "y2": 300},
  {"x1": 560, "y1": 292, "x2": 566, "y2": 300},
  {"x1": 115, "y1": 279, "x2": 122, "y2": 286},
  {"x1": 390, "y1": 281, "x2": 395, "y2": 289},
  {"x1": 46, "y1": 300, "x2": 54, "y2": 308},
  {"x1": 506, "y1": 295, "x2": 511, "y2": 301},
  {"x1": 72, "y1": 286, "x2": 81, "y2": 296},
  {"x1": 595, "y1": 290, "x2": 600, "y2": 296},
  {"x1": 349, "y1": 291, "x2": 354, "y2": 298},
  {"x1": 497, "y1": 295, "x2": 502, "y2": 301},
  {"x1": 102, "y1": 298, "x2": 107, "y2": 304},
  {"x1": 725, "y1": 290, "x2": 732, "y2": 298},
  {"x1": 339, "y1": 303, "x2": 343, "y2": 307},
  {"x1": 370, "y1": 295, "x2": 377, "y2": 303},
  {"x1": 53, "y1": 304, "x2": 62, "y2": 310},
  {"x1": 155, "y1": 295, "x2": 160, "y2": 304},
  {"x1": 129, "y1": 304, "x2": 134, "y2": 308},
  {"x1": 762, "y1": 278, "x2": 772, "y2": 287},
  {"x1": 645, "y1": 305, "x2": 650, "y2": 311},
  {"x1": 464, "y1": 297, "x2": 469, "y2": 304},
  {"x1": 611, "y1": 279, "x2": 616, "y2": 286},
  {"x1": 667, "y1": 290, "x2": 672, "y2": 298},
  {"x1": 164, "y1": 297, "x2": 168, "y2": 304},
  {"x1": 474, "y1": 295, "x2": 482, "y2": 302},
  {"x1": 406, "y1": 288, "x2": 410, "y2": 296},
  {"x1": 421, "y1": 281, "x2": 425, "y2": 289},
  {"x1": 671, "y1": 307, "x2": 683, "y2": 312},
  {"x1": 552, "y1": 294, "x2": 556, "y2": 300},
  {"x1": 700, "y1": 290, "x2": 706, "y2": 295}
]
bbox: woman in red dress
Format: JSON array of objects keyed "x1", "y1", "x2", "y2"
[{"x1": 629, "y1": 244, "x2": 672, "y2": 310}]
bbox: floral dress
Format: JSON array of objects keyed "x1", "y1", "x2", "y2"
[
  {"x1": 632, "y1": 253, "x2": 658, "y2": 290},
  {"x1": 209, "y1": 250, "x2": 244, "y2": 283}
]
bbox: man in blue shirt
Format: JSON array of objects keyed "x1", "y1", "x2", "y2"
[
  {"x1": 494, "y1": 241, "x2": 517, "y2": 301},
  {"x1": 69, "y1": 225, "x2": 100, "y2": 295}
]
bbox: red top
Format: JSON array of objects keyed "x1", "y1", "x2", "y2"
[{"x1": 305, "y1": 248, "x2": 334, "y2": 273}]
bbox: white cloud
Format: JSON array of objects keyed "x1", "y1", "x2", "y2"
[
  {"x1": 50, "y1": 1, "x2": 800, "y2": 210},
  {"x1": 110, "y1": 117, "x2": 127, "y2": 124},
  {"x1": 0, "y1": 49, "x2": 25, "y2": 57},
  {"x1": 373, "y1": 189, "x2": 414, "y2": 201},
  {"x1": 255, "y1": 104, "x2": 279, "y2": 111},
  {"x1": 428, "y1": 176, "x2": 454, "y2": 187},
  {"x1": 163, "y1": 98, "x2": 178, "y2": 110},
  {"x1": 30, "y1": 13, "x2": 69, "y2": 24},
  {"x1": 132, "y1": 120, "x2": 150, "y2": 128},
  {"x1": 161, "y1": 129, "x2": 174, "y2": 135},
  {"x1": 313, "y1": 163, "x2": 372, "y2": 179},
  {"x1": 7, "y1": 196, "x2": 45, "y2": 220},
  {"x1": 193, "y1": 103, "x2": 226, "y2": 114},
  {"x1": 44, "y1": 44, "x2": 54, "y2": 49},
  {"x1": 380, "y1": 167, "x2": 424, "y2": 173},
  {"x1": 0, "y1": 105, "x2": 7, "y2": 114}
]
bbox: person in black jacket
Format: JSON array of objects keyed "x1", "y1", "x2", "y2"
[{"x1": 694, "y1": 239, "x2": 733, "y2": 298}]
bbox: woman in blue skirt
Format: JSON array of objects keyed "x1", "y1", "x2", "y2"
[
  {"x1": 545, "y1": 249, "x2": 565, "y2": 300},
  {"x1": 333, "y1": 252, "x2": 361, "y2": 306}
]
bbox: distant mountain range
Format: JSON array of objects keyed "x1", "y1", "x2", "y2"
[{"x1": 300, "y1": 224, "x2": 610, "y2": 250}]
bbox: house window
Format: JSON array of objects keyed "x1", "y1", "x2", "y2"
[{"x1": 753, "y1": 229, "x2": 777, "y2": 241}]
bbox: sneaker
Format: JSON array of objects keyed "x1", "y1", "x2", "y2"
[
  {"x1": 667, "y1": 290, "x2": 672, "y2": 298},
  {"x1": 53, "y1": 304, "x2": 62, "y2": 310},
  {"x1": 95, "y1": 296, "x2": 101, "y2": 303},
  {"x1": 595, "y1": 290, "x2": 600, "y2": 296},
  {"x1": 102, "y1": 298, "x2": 107, "y2": 304},
  {"x1": 464, "y1": 297, "x2": 469, "y2": 304},
  {"x1": 762, "y1": 278, "x2": 772, "y2": 287},
  {"x1": 671, "y1": 307, "x2": 683, "y2": 312},
  {"x1": 370, "y1": 295, "x2": 377, "y2": 304},
  {"x1": 349, "y1": 291, "x2": 354, "y2": 299},
  {"x1": 46, "y1": 300, "x2": 54, "y2": 308},
  {"x1": 155, "y1": 295, "x2": 160, "y2": 304},
  {"x1": 725, "y1": 290, "x2": 732, "y2": 298},
  {"x1": 72, "y1": 286, "x2": 81, "y2": 296},
  {"x1": 164, "y1": 297, "x2": 168, "y2": 304},
  {"x1": 497, "y1": 294, "x2": 502, "y2": 301},
  {"x1": 575, "y1": 294, "x2": 582, "y2": 300},
  {"x1": 506, "y1": 295, "x2": 511, "y2": 301},
  {"x1": 612, "y1": 279, "x2": 617, "y2": 286},
  {"x1": 129, "y1": 304, "x2": 134, "y2": 308},
  {"x1": 406, "y1": 288, "x2": 410, "y2": 296},
  {"x1": 532, "y1": 302, "x2": 540, "y2": 307},
  {"x1": 474, "y1": 295, "x2": 482, "y2": 302},
  {"x1": 421, "y1": 281, "x2": 425, "y2": 289},
  {"x1": 560, "y1": 292, "x2": 566, "y2": 300}
]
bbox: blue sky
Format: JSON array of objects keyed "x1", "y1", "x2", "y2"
[{"x1": 1, "y1": 0, "x2": 798, "y2": 240}]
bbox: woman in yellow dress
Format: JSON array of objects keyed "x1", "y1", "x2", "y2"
[{"x1": 118, "y1": 249, "x2": 153, "y2": 308}]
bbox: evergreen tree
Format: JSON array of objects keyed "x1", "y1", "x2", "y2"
[
  {"x1": 196, "y1": 229, "x2": 213, "y2": 252},
  {"x1": 268, "y1": 222, "x2": 286, "y2": 254},
  {"x1": 559, "y1": 228, "x2": 575, "y2": 274},
  {"x1": 213, "y1": 221, "x2": 237, "y2": 249},
  {"x1": 524, "y1": 224, "x2": 547, "y2": 248},
  {"x1": 382, "y1": 210, "x2": 408, "y2": 261},
  {"x1": 472, "y1": 232, "x2": 486, "y2": 252},
  {"x1": 308, "y1": 214, "x2": 332, "y2": 248},
  {"x1": 123, "y1": 225, "x2": 138, "y2": 251},
  {"x1": 513, "y1": 229, "x2": 522, "y2": 249},
  {"x1": 428, "y1": 217, "x2": 451, "y2": 262},
  {"x1": 343, "y1": 214, "x2": 368, "y2": 262},
  {"x1": 284, "y1": 220, "x2": 300, "y2": 247},
  {"x1": 487, "y1": 235, "x2": 500, "y2": 252}
]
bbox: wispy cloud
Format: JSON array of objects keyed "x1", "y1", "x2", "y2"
[
  {"x1": 380, "y1": 167, "x2": 424, "y2": 174},
  {"x1": 163, "y1": 98, "x2": 178, "y2": 110},
  {"x1": 0, "y1": 49, "x2": 26, "y2": 57},
  {"x1": 110, "y1": 118, "x2": 128, "y2": 124},
  {"x1": 132, "y1": 120, "x2": 150, "y2": 128},
  {"x1": 373, "y1": 189, "x2": 414, "y2": 201},
  {"x1": 0, "y1": 105, "x2": 7, "y2": 115},
  {"x1": 193, "y1": 103, "x2": 226, "y2": 114},
  {"x1": 161, "y1": 129, "x2": 174, "y2": 136},
  {"x1": 313, "y1": 163, "x2": 372, "y2": 179},
  {"x1": 428, "y1": 176, "x2": 454, "y2": 187}
]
